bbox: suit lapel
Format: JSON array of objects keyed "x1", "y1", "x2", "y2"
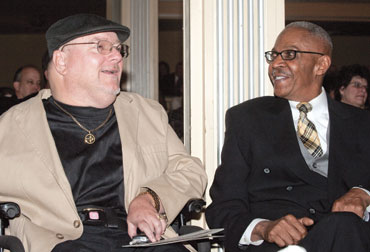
[
  {"x1": 114, "y1": 93, "x2": 139, "y2": 208},
  {"x1": 267, "y1": 99, "x2": 302, "y2": 162},
  {"x1": 17, "y1": 90, "x2": 76, "y2": 211},
  {"x1": 268, "y1": 98, "x2": 329, "y2": 186},
  {"x1": 266, "y1": 99, "x2": 317, "y2": 183}
]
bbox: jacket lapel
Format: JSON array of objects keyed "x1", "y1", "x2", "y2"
[
  {"x1": 113, "y1": 93, "x2": 139, "y2": 208},
  {"x1": 16, "y1": 90, "x2": 77, "y2": 211},
  {"x1": 266, "y1": 98, "x2": 317, "y2": 183},
  {"x1": 267, "y1": 98, "x2": 330, "y2": 186}
]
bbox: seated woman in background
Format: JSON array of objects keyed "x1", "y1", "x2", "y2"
[{"x1": 334, "y1": 64, "x2": 370, "y2": 109}]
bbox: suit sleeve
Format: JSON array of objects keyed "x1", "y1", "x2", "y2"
[{"x1": 206, "y1": 108, "x2": 258, "y2": 251}]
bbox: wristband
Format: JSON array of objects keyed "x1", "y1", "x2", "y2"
[{"x1": 139, "y1": 188, "x2": 161, "y2": 213}]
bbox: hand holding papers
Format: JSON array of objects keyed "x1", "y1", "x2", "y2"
[{"x1": 123, "y1": 228, "x2": 224, "y2": 247}]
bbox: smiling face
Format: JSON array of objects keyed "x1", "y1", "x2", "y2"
[
  {"x1": 53, "y1": 32, "x2": 123, "y2": 107},
  {"x1": 340, "y1": 76, "x2": 368, "y2": 109},
  {"x1": 268, "y1": 27, "x2": 331, "y2": 102}
]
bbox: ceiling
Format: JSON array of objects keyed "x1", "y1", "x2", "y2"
[
  {"x1": 1, "y1": 0, "x2": 369, "y2": 36},
  {"x1": 0, "y1": 0, "x2": 106, "y2": 34}
]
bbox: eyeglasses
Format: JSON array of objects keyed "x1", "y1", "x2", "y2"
[
  {"x1": 60, "y1": 40, "x2": 129, "y2": 58},
  {"x1": 349, "y1": 81, "x2": 368, "y2": 90},
  {"x1": 264, "y1": 50, "x2": 324, "y2": 64}
]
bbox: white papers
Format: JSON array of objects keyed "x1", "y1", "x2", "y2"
[{"x1": 122, "y1": 228, "x2": 224, "y2": 247}]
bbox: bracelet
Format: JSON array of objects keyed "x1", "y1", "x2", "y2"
[
  {"x1": 158, "y1": 212, "x2": 168, "y2": 223},
  {"x1": 139, "y1": 188, "x2": 161, "y2": 213}
]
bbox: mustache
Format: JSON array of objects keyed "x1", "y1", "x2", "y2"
[{"x1": 271, "y1": 69, "x2": 290, "y2": 77}]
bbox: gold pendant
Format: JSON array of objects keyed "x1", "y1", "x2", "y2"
[{"x1": 84, "y1": 133, "x2": 95, "y2": 144}]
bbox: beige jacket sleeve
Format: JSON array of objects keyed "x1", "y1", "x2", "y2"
[{"x1": 114, "y1": 93, "x2": 207, "y2": 224}]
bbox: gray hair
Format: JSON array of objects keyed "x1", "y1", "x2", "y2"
[{"x1": 285, "y1": 21, "x2": 333, "y2": 54}]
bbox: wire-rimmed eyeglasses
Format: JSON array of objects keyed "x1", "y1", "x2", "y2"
[
  {"x1": 60, "y1": 40, "x2": 129, "y2": 58},
  {"x1": 264, "y1": 50, "x2": 324, "y2": 64}
]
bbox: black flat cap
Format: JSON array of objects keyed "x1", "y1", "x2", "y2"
[{"x1": 46, "y1": 13, "x2": 130, "y2": 57}]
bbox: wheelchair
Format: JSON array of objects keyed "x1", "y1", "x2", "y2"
[
  {"x1": 171, "y1": 198, "x2": 211, "y2": 252},
  {"x1": 0, "y1": 202, "x2": 24, "y2": 252},
  {"x1": 0, "y1": 199, "x2": 210, "y2": 252}
]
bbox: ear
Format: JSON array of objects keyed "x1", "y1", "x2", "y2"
[
  {"x1": 339, "y1": 86, "x2": 345, "y2": 96},
  {"x1": 44, "y1": 70, "x2": 49, "y2": 80},
  {"x1": 13, "y1": 81, "x2": 20, "y2": 91},
  {"x1": 315, "y1": 55, "x2": 331, "y2": 76},
  {"x1": 52, "y1": 50, "x2": 68, "y2": 75}
]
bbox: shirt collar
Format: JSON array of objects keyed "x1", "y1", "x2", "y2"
[{"x1": 289, "y1": 88, "x2": 328, "y2": 116}]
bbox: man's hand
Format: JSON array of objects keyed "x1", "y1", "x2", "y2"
[
  {"x1": 251, "y1": 215, "x2": 314, "y2": 247},
  {"x1": 127, "y1": 193, "x2": 167, "y2": 242},
  {"x1": 332, "y1": 188, "x2": 370, "y2": 218}
]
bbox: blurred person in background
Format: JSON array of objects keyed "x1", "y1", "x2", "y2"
[
  {"x1": 334, "y1": 64, "x2": 370, "y2": 109},
  {"x1": 0, "y1": 65, "x2": 41, "y2": 115},
  {"x1": 13, "y1": 65, "x2": 41, "y2": 100}
]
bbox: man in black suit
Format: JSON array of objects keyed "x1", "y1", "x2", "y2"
[{"x1": 206, "y1": 21, "x2": 370, "y2": 252}]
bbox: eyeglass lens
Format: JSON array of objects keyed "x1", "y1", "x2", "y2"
[
  {"x1": 351, "y1": 82, "x2": 368, "y2": 89},
  {"x1": 97, "y1": 41, "x2": 129, "y2": 58},
  {"x1": 265, "y1": 50, "x2": 296, "y2": 62},
  {"x1": 265, "y1": 50, "x2": 324, "y2": 64}
]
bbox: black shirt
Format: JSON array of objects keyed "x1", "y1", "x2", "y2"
[
  {"x1": 43, "y1": 97, "x2": 125, "y2": 209},
  {"x1": 43, "y1": 97, "x2": 132, "y2": 251}
]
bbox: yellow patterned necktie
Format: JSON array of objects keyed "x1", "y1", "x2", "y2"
[{"x1": 296, "y1": 102, "x2": 323, "y2": 158}]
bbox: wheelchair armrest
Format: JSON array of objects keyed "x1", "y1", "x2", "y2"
[
  {"x1": 180, "y1": 198, "x2": 206, "y2": 222},
  {"x1": 175, "y1": 199, "x2": 210, "y2": 252},
  {"x1": 171, "y1": 198, "x2": 206, "y2": 233}
]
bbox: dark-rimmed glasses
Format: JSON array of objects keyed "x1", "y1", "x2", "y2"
[
  {"x1": 61, "y1": 40, "x2": 129, "y2": 58},
  {"x1": 264, "y1": 50, "x2": 324, "y2": 64}
]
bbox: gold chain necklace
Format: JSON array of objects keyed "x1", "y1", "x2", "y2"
[{"x1": 53, "y1": 101, "x2": 113, "y2": 144}]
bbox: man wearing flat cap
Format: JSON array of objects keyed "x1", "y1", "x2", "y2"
[{"x1": 0, "y1": 14, "x2": 206, "y2": 252}]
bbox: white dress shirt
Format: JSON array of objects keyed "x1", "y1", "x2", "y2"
[{"x1": 239, "y1": 89, "x2": 370, "y2": 246}]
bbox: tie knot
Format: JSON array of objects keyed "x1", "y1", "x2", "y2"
[{"x1": 297, "y1": 102, "x2": 312, "y2": 114}]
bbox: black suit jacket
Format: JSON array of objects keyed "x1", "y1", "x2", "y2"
[{"x1": 206, "y1": 95, "x2": 370, "y2": 251}]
